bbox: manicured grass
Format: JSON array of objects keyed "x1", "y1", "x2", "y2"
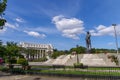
[
  {"x1": 87, "y1": 67, "x2": 120, "y2": 70},
  {"x1": 28, "y1": 65, "x2": 120, "y2": 71},
  {"x1": 39, "y1": 69, "x2": 120, "y2": 76},
  {"x1": 1, "y1": 65, "x2": 120, "y2": 77}
]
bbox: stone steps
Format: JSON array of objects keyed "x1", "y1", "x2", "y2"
[
  {"x1": 65, "y1": 54, "x2": 83, "y2": 66},
  {"x1": 43, "y1": 54, "x2": 117, "y2": 66},
  {"x1": 97, "y1": 53, "x2": 116, "y2": 66},
  {"x1": 52, "y1": 55, "x2": 70, "y2": 65}
]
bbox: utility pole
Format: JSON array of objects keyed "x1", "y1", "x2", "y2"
[{"x1": 112, "y1": 24, "x2": 119, "y2": 66}]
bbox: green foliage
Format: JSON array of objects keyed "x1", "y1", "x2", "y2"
[
  {"x1": 0, "y1": 44, "x2": 6, "y2": 58},
  {"x1": 74, "y1": 63, "x2": 83, "y2": 67},
  {"x1": 0, "y1": 0, "x2": 7, "y2": 14},
  {"x1": 0, "y1": 41, "x2": 22, "y2": 65},
  {"x1": 9, "y1": 57, "x2": 17, "y2": 64},
  {"x1": 108, "y1": 55, "x2": 119, "y2": 65},
  {"x1": 33, "y1": 57, "x2": 48, "y2": 62},
  {"x1": 19, "y1": 55, "x2": 24, "y2": 58},
  {"x1": 51, "y1": 50, "x2": 64, "y2": 59},
  {"x1": 91, "y1": 48, "x2": 96, "y2": 53},
  {"x1": 0, "y1": 19, "x2": 6, "y2": 26},
  {"x1": 70, "y1": 46, "x2": 86, "y2": 54},
  {"x1": 17, "y1": 58, "x2": 28, "y2": 66},
  {"x1": 6, "y1": 42, "x2": 20, "y2": 57},
  {"x1": 40, "y1": 69, "x2": 120, "y2": 76},
  {"x1": 0, "y1": 0, "x2": 7, "y2": 28},
  {"x1": 5, "y1": 57, "x2": 17, "y2": 64},
  {"x1": 0, "y1": 66, "x2": 8, "y2": 72}
]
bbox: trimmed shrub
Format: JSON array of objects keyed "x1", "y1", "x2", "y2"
[
  {"x1": 17, "y1": 58, "x2": 28, "y2": 66},
  {"x1": 73, "y1": 63, "x2": 84, "y2": 69},
  {"x1": 5, "y1": 58, "x2": 17, "y2": 64},
  {"x1": 33, "y1": 57, "x2": 47, "y2": 62},
  {"x1": 0, "y1": 67, "x2": 9, "y2": 72},
  {"x1": 74, "y1": 63, "x2": 83, "y2": 67}
]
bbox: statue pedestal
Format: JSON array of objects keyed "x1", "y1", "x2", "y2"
[{"x1": 86, "y1": 49, "x2": 91, "y2": 54}]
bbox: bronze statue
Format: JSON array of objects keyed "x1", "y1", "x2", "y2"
[{"x1": 85, "y1": 31, "x2": 91, "y2": 53}]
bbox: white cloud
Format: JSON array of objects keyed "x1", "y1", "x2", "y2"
[
  {"x1": 52, "y1": 15, "x2": 84, "y2": 39},
  {"x1": 25, "y1": 27, "x2": 58, "y2": 34},
  {"x1": 15, "y1": 23, "x2": 19, "y2": 27},
  {"x1": 90, "y1": 25, "x2": 120, "y2": 36},
  {"x1": 5, "y1": 23, "x2": 17, "y2": 29},
  {"x1": 108, "y1": 42, "x2": 114, "y2": 46},
  {"x1": 24, "y1": 30, "x2": 46, "y2": 38},
  {"x1": 0, "y1": 28, "x2": 7, "y2": 33},
  {"x1": 0, "y1": 23, "x2": 20, "y2": 33},
  {"x1": 96, "y1": 25, "x2": 106, "y2": 31},
  {"x1": 15, "y1": 17, "x2": 25, "y2": 23}
]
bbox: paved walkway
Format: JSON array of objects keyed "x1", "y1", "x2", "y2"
[
  {"x1": 0, "y1": 75, "x2": 100, "y2": 80},
  {"x1": 0, "y1": 71, "x2": 10, "y2": 76}
]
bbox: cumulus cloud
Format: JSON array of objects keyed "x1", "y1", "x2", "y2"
[
  {"x1": 90, "y1": 25, "x2": 120, "y2": 36},
  {"x1": 25, "y1": 27, "x2": 58, "y2": 34},
  {"x1": 52, "y1": 15, "x2": 84, "y2": 39},
  {"x1": 24, "y1": 30, "x2": 46, "y2": 38},
  {"x1": 15, "y1": 17, "x2": 25, "y2": 23}
]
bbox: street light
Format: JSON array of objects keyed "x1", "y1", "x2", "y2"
[{"x1": 112, "y1": 24, "x2": 119, "y2": 55}]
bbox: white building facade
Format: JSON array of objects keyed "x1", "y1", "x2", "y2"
[{"x1": 19, "y1": 42, "x2": 53, "y2": 60}]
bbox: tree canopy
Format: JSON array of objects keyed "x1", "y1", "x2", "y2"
[{"x1": 0, "y1": 0, "x2": 7, "y2": 29}]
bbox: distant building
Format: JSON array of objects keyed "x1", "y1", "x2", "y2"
[{"x1": 19, "y1": 42, "x2": 53, "y2": 60}]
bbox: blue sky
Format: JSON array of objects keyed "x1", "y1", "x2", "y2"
[{"x1": 0, "y1": 0, "x2": 120, "y2": 50}]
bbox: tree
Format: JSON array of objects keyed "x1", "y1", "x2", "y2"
[
  {"x1": 70, "y1": 46, "x2": 86, "y2": 54},
  {"x1": 0, "y1": 0, "x2": 7, "y2": 29},
  {"x1": 0, "y1": 40, "x2": 6, "y2": 58},
  {"x1": 0, "y1": 44, "x2": 6, "y2": 57},
  {"x1": 91, "y1": 48, "x2": 96, "y2": 53},
  {"x1": 5, "y1": 42, "x2": 20, "y2": 64},
  {"x1": 17, "y1": 58, "x2": 28, "y2": 66},
  {"x1": 77, "y1": 46, "x2": 86, "y2": 53},
  {"x1": 51, "y1": 50, "x2": 64, "y2": 59},
  {"x1": 6, "y1": 42, "x2": 20, "y2": 56}
]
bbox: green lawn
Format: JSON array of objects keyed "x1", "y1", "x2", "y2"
[
  {"x1": 1, "y1": 65, "x2": 120, "y2": 76},
  {"x1": 39, "y1": 69, "x2": 120, "y2": 76},
  {"x1": 31, "y1": 65, "x2": 120, "y2": 70},
  {"x1": 87, "y1": 67, "x2": 120, "y2": 70}
]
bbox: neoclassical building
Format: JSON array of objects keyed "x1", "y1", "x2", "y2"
[{"x1": 19, "y1": 42, "x2": 53, "y2": 60}]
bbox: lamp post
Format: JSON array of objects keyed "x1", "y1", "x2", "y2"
[
  {"x1": 112, "y1": 24, "x2": 119, "y2": 66},
  {"x1": 112, "y1": 24, "x2": 119, "y2": 55}
]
